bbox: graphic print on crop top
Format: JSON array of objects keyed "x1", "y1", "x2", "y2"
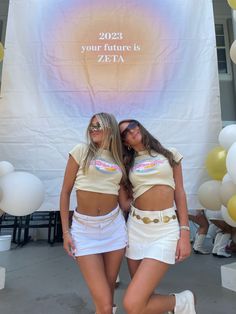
[
  {"x1": 90, "y1": 158, "x2": 121, "y2": 174},
  {"x1": 131, "y1": 157, "x2": 165, "y2": 174}
]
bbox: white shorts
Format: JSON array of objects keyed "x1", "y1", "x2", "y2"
[
  {"x1": 71, "y1": 206, "x2": 128, "y2": 257},
  {"x1": 126, "y1": 205, "x2": 180, "y2": 264},
  {"x1": 205, "y1": 209, "x2": 223, "y2": 221}
]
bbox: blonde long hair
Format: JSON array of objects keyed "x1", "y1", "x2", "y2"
[{"x1": 83, "y1": 112, "x2": 127, "y2": 180}]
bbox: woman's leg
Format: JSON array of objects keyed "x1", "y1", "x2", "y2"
[
  {"x1": 211, "y1": 220, "x2": 232, "y2": 233},
  {"x1": 127, "y1": 258, "x2": 142, "y2": 278},
  {"x1": 189, "y1": 210, "x2": 209, "y2": 235},
  {"x1": 123, "y1": 258, "x2": 175, "y2": 314},
  {"x1": 103, "y1": 248, "x2": 125, "y2": 299},
  {"x1": 76, "y1": 254, "x2": 113, "y2": 314},
  {"x1": 189, "y1": 210, "x2": 210, "y2": 254}
]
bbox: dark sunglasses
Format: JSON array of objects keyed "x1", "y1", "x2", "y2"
[
  {"x1": 121, "y1": 121, "x2": 139, "y2": 139},
  {"x1": 89, "y1": 122, "x2": 103, "y2": 132}
]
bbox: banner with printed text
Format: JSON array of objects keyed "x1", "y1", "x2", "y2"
[{"x1": 0, "y1": 0, "x2": 221, "y2": 210}]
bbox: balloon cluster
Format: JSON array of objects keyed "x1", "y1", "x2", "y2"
[
  {"x1": 0, "y1": 161, "x2": 45, "y2": 216},
  {"x1": 228, "y1": 0, "x2": 236, "y2": 63},
  {"x1": 198, "y1": 125, "x2": 236, "y2": 227}
]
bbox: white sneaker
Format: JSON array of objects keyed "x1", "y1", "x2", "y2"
[
  {"x1": 174, "y1": 290, "x2": 196, "y2": 314},
  {"x1": 95, "y1": 306, "x2": 117, "y2": 314}
]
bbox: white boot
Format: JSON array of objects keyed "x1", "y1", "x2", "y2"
[
  {"x1": 193, "y1": 233, "x2": 210, "y2": 254},
  {"x1": 174, "y1": 290, "x2": 196, "y2": 314},
  {"x1": 216, "y1": 233, "x2": 231, "y2": 258},
  {"x1": 212, "y1": 232, "x2": 223, "y2": 256}
]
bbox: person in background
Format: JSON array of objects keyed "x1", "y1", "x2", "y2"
[
  {"x1": 206, "y1": 210, "x2": 233, "y2": 258},
  {"x1": 119, "y1": 119, "x2": 196, "y2": 314},
  {"x1": 188, "y1": 209, "x2": 210, "y2": 254},
  {"x1": 60, "y1": 112, "x2": 127, "y2": 314},
  {"x1": 226, "y1": 230, "x2": 236, "y2": 254}
]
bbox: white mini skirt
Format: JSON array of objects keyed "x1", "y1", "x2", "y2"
[
  {"x1": 126, "y1": 205, "x2": 180, "y2": 264},
  {"x1": 71, "y1": 206, "x2": 128, "y2": 257}
]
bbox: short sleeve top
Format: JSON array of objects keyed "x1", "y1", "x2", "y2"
[
  {"x1": 129, "y1": 148, "x2": 183, "y2": 200},
  {"x1": 69, "y1": 143, "x2": 122, "y2": 195}
]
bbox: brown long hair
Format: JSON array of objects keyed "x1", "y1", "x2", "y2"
[{"x1": 119, "y1": 119, "x2": 177, "y2": 175}]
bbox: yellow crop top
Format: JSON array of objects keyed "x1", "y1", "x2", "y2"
[
  {"x1": 129, "y1": 148, "x2": 183, "y2": 200},
  {"x1": 69, "y1": 143, "x2": 122, "y2": 195}
]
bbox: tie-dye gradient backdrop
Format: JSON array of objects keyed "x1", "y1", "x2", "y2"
[{"x1": 0, "y1": 0, "x2": 221, "y2": 210}]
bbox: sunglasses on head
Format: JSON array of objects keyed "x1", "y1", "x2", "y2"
[
  {"x1": 89, "y1": 122, "x2": 103, "y2": 132},
  {"x1": 121, "y1": 121, "x2": 139, "y2": 139}
]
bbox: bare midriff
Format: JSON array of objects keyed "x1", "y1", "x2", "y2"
[
  {"x1": 134, "y1": 185, "x2": 174, "y2": 211},
  {"x1": 76, "y1": 190, "x2": 118, "y2": 216}
]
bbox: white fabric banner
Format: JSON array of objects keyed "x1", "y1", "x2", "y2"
[{"x1": 0, "y1": 0, "x2": 221, "y2": 210}]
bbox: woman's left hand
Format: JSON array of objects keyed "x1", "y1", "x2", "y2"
[{"x1": 175, "y1": 231, "x2": 191, "y2": 262}]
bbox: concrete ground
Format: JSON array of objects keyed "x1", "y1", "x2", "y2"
[{"x1": 0, "y1": 240, "x2": 236, "y2": 314}]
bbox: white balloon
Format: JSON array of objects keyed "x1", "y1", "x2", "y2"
[
  {"x1": 198, "y1": 180, "x2": 222, "y2": 210},
  {"x1": 0, "y1": 161, "x2": 14, "y2": 177},
  {"x1": 222, "y1": 173, "x2": 233, "y2": 183},
  {"x1": 220, "y1": 180, "x2": 236, "y2": 207},
  {"x1": 226, "y1": 142, "x2": 236, "y2": 184},
  {"x1": 0, "y1": 172, "x2": 44, "y2": 216},
  {"x1": 218, "y1": 124, "x2": 236, "y2": 150},
  {"x1": 221, "y1": 206, "x2": 236, "y2": 227},
  {"x1": 230, "y1": 40, "x2": 236, "y2": 64}
]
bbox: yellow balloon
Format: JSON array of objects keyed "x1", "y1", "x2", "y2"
[
  {"x1": 228, "y1": 0, "x2": 236, "y2": 9},
  {"x1": 205, "y1": 146, "x2": 227, "y2": 180},
  {"x1": 0, "y1": 42, "x2": 4, "y2": 62},
  {"x1": 227, "y1": 195, "x2": 236, "y2": 221}
]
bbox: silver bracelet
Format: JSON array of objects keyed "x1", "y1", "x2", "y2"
[{"x1": 180, "y1": 225, "x2": 190, "y2": 231}]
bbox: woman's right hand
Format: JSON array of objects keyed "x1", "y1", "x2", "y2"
[{"x1": 63, "y1": 233, "x2": 76, "y2": 258}]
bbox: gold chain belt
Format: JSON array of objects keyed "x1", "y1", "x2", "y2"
[{"x1": 131, "y1": 209, "x2": 177, "y2": 224}]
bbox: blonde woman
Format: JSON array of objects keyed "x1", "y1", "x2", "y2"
[
  {"x1": 60, "y1": 113, "x2": 127, "y2": 314},
  {"x1": 119, "y1": 119, "x2": 196, "y2": 314}
]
